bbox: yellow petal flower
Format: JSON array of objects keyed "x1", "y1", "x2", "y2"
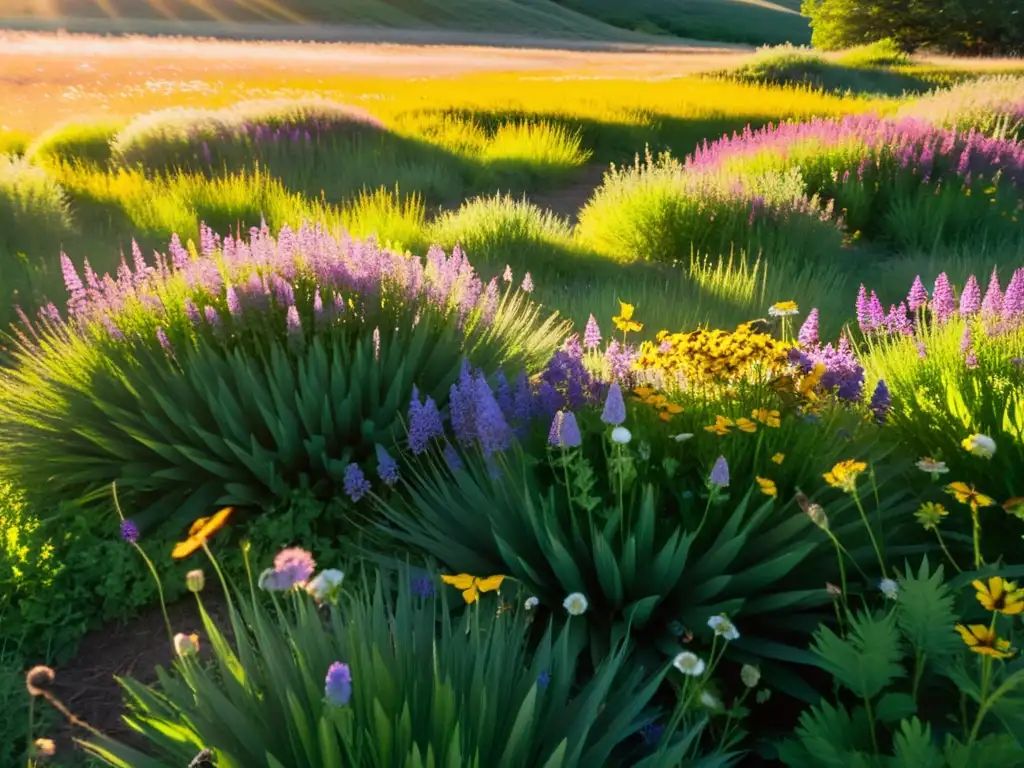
[
  {"x1": 756, "y1": 477, "x2": 777, "y2": 498},
  {"x1": 172, "y1": 507, "x2": 235, "y2": 560},
  {"x1": 735, "y1": 417, "x2": 757, "y2": 433},
  {"x1": 771, "y1": 453, "x2": 785, "y2": 464}
]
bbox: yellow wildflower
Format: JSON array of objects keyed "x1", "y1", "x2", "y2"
[
  {"x1": 756, "y1": 477, "x2": 777, "y2": 498},
  {"x1": 945, "y1": 481, "x2": 997, "y2": 512},
  {"x1": 955, "y1": 623, "x2": 1016, "y2": 659},
  {"x1": 768, "y1": 301, "x2": 799, "y2": 317},
  {"x1": 751, "y1": 408, "x2": 781, "y2": 428},
  {"x1": 633, "y1": 386, "x2": 655, "y2": 399},
  {"x1": 771, "y1": 453, "x2": 785, "y2": 464},
  {"x1": 823, "y1": 460, "x2": 867, "y2": 493},
  {"x1": 172, "y1": 507, "x2": 235, "y2": 560},
  {"x1": 973, "y1": 577, "x2": 1024, "y2": 616},
  {"x1": 735, "y1": 417, "x2": 758, "y2": 433},
  {"x1": 441, "y1": 573, "x2": 506, "y2": 604},
  {"x1": 613, "y1": 301, "x2": 643, "y2": 334},
  {"x1": 914, "y1": 501, "x2": 948, "y2": 531}
]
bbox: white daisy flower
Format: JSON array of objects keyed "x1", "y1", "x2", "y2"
[
  {"x1": 672, "y1": 652, "x2": 706, "y2": 677},
  {"x1": 563, "y1": 592, "x2": 588, "y2": 616},
  {"x1": 708, "y1": 613, "x2": 740, "y2": 641}
]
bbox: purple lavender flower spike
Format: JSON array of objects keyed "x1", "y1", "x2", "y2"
[
  {"x1": 907, "y1": 275, "x2": 928, "y2": 312},
  {"x1": 549, "y1": 410, "x2": 582, "y2": 448},
  {"x1": 916, "y1": 341, "x2": 927, "y2": 359},
  {"x1": 184, "y1": 299, "x2": 201, "y2": 326},
  {"x1": 959, "y1": 275, "x2": 981, "y2": 317},
  {"x1": 204, "y1": 306, "x2": 221, "y2": 328},
  {"x1": 472, "y1": 373, "x2": 512, "y2": 456},
  {"x1": 120, "y1": 519, "x2": 139, "y2": 543},
  {"x1": 226, "y1": 286, "x2": 241, "y2": 317},
  {"x1": 60, "y1": 253, "x2": 85, "y2": 301},
  {"x1": 960, "y1": 325, "x2": 973, "y2": 354},
  {"x1": 798, "y1": 308, "x2": 819, "y2": 347},
  {"x1": 502, "y1": 265, "x2": 513, "y2": 283},
  {"x1": 932, "y1": 273, "x2": 955, "y2": 325},
  {"x1": 584, "y1": 314, "x2": 602, "y2": 350},
  {"x1": 981, "y1": 267, "x2": 1003, "y2": 319},
  {"x1": 407, "y1": 388, "x2": 444, "y2": 455},
  {"x1": 521, "y1": 273, "x2": 534, "y2": 293},
  {"x1": 156, "y1": 327, "x2": 172, "y2": 351},
  {"x1": 856, "y1": 285, "x2": 873, "y2": 333},
  {"x1": 965, "y1": 349, "x2": 979, "y2": 369},
  {"x1": 286, "y1": 306, "x2": 302, "y2": 337},
  {"x1": 867, "y1": 292, "x2": 886, "y2": 332},
  {"x1": 1002, "y1": 267, "x2": 1024, "y2": 321},
  {"x1": 169, "y1": 233, "x2": 189, "y2": 271},
  {"x1": 343, "y1": 463, "x2": 371, "y2": 502},
  {"x1": 869, "y1": 380, "x2": 892, "y2": 424},
  {"x1": 450, "y1": 362, "x2": 477, "y2": 446},
  {"x1": 709, "y1": 456, "x2": 730, "y2": 488},
  {"x1": 375, "y1": 444, "x2": 400, "y2": 486},
  {"x1": 601, "y1": 381, "x2": 627, "y2": 425}
]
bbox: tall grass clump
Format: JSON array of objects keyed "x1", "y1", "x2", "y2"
[
  {"x1": 110, "y1": 99, "x2": 386, "y2": 172},
  {"x1": 475, "y1": 121, "x2": 592, "y2": 189},
  {"x1": 0, "y1": 156, "x2": 74, "y2": 328},
  {"x1": 686, "y1": 114, "x2": 1024, "y2": 251},
  {"x1": 723, "y1": 43, "x2": 929, "y2": 96},
  {"x1": 897, "y1": 75, "x2": 1024, "y2": 140},
  {"x1": 25, "y1": 119, "x2": 125, "y2": 168},
  {"x1": 0, "y1": 224, "x2": 568, "y2": 533},
  {"x1": 576, "y1": 149, "x2": 844, "y2": 266},
  {"x1": 429, "y1": 194, "x2": 580, "y2": 271},
  {"x1": 834, "y1": 38, "x2": 911, "y2": 68}
]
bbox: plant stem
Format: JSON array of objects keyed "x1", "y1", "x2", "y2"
[
  {"x1": 203, "y1": 540, "x2": 236, "y2": 614},
  {"x1": 936, "y1": 531, "x2": 962, "y2": 573},
  {"x1": 26, "y1": 696, "x2": 35, "y2": 768},
  {"x1": 132, "y1": 542, "x2": 174, "y2": 645},
  {"x1": 968, "y1": 655, "x2": 994, "y2": 745},
  {"x1": 864, "y1": 694, "x2": 879, "y2": 754},
  {"x1": 971, "y1": 507, "x2": 984, "y2": 569},
  {"x1": 853, "y1": 491, "x2": 888, "y2": 578},
  {"x1": 911, "y1": 650, "x2": 926, "y2": 706}
]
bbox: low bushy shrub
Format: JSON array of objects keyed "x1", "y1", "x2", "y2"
[
  {"x1": 898, "y1": 76, "x2": 1024, "y2": 140},
  {"x1": 686, "y1": 114, "x2": 1024, "y2": 251},
  {"x1": 110, "y1": 99, "x2": 386, "y2": 172},
  {"x1": 576, "y1": 149, "x2": 844, "y2": 266},
  {"x1": 835, "y1": 38, "x2": 912, "y2": 68},
  {"x1": 25, "y1": 119, "x2": 125, "y2": 168},
  {"x1": 0, "y1": 225, "x2": 568, "y2": 533}
]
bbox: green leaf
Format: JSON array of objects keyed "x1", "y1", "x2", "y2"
[
  {"x1": 891, "y1": 717, "x2": 943, "y2": 768},
  {"x1": 811, "y1": 610, "x2": 905, "y2": 700},
  {"x1": 896, "y1": 556, "x2": 960, "y2": 662},
  {"x1": 875, "y1": 692, "x2": 917, "y2": 723}
]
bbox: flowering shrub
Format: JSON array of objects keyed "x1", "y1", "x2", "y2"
[
  {"x1": 858, "y1": 268, "x2": 1024, "y2": 558},
  {"x1": 78, "y1": 558, "x2": 713, "y2": 768},
  {"x1": 376, "y1": 375, "x2": 918, "y2": 698},
  {"x1": 110, "y1": 99, "x2": 386, "y2": 172},
  {"x1": 898, "y1": 76, "x2": 1024, "y2": 141},
  {"x1": 0, "y1": 225, "x2": 567, "y2": 532},
  {"x1": 685, "y1": 114, "x2": 1024, "y2": 250},
  {"x1": 576, "y1": 148, "x2": 845, "y2": 266}
]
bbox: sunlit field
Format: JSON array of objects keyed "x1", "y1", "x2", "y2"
[{"x1": 3, "y1": 23, "x2": 1024, "y2": 768}]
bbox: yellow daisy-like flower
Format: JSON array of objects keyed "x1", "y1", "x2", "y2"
[
  {"x1": 768, "y1": 301, "x2": 799, "y2": 317},
  {"x1": 955, "y1": 623, "x2": 1016, "y2": 659},
  {"x1": 945, "y1": 481, "x2": 997, "y2": 512},
  {"x1": 633, "y1": 386, "x2": 655, "y2": 400},
  {"x1": 172, "y1": 507, "x2": 235, "y2": 560},
  {"x1": 441, "y1": 573, "x2": 506, "y2": 605},
  {"x1": 756, "y1": 477, "x2": 777, "y2": 498},
  {"x1": 751, "y1": 408, "x2": 781, "y2": 428},
  {"x1": 613, "y1": 301, "x2": 643, "y2": 334},
  {"x1": 823, "y1": 460, "x2": 868, "y2": 493},
  {"x1": 914, "y1": 501, "x2": 948, "y2": 531},
  {"x1": 771, "y1": 453, "x2": 785, "y2": 464},
  {"x1": 735, "y1": 417, "x2": 758, "y2": 433},
  {"x1": 973, "y1": 576, "x2": 1024, "y2": 616},
  {"x1": 704, "y1": 415, "x2": 734, "y2": 435}
]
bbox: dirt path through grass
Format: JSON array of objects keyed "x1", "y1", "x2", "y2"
[{"x1": 525, "y1": 164, "x2": 608, "y2": 224}]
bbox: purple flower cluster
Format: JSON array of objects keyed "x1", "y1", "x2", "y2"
[
  {"x1": 686, "y1": 114, "x2": 1024, "y2": 189},
  {"x1": 791, "y1": 334, "x2": 865, "y2": 402},
  {"x1": 533, "y1": 336, "x2": 605, "y2": 420},
  {"x1": 51, "y1": 225, "x2": 524, "y2": 345},
  {"x1": 448, "y1": 361, "x2": 513, "y2": 456}
]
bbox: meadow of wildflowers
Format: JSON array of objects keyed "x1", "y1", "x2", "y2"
[{"x1": 3, "y1": 38, "x2": 1024, "y2": 768}]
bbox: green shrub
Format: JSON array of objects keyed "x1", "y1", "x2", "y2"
[
  {"x1": 779, "y1": 558, "x2": 1024, "y2": 765},
  {"x1": 0, "y1": 226, "x2": 568, "y2": 534},
  {"x1": 835, "y1": 38, "x2": 912, "y2": 68},
  {"x1": 79, "y1": 560, "x2": 721, "y2": 768},
  {"x1": 576, "y1": 150, "x2": 844, "y2": 266},
  {"x1": 802, "y1": 0, "x2": 1024, "y2": 55},
  {"x1": 375, "y1": 391, "x2": 919, "y2": 700},
  {"x1": 25, "y1": 119, "x2": 125, "y2": 168}
]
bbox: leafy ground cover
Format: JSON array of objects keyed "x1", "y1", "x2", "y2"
[{"x1": 2, "y1": 30, "x2": 1024, "y2": 768}]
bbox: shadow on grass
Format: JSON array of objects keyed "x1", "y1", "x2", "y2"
[{"x1": 722, "y1": 60, "x2": 941, "y2": 97}]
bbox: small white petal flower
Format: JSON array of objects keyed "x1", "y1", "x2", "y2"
[
  {"x1": 962, "y1": 433, "x2": 996, "y2": 459},
  {"x1": 700, "y1": 691, "x2": 723, "y2": 710},
  {"x1": 707, "y1": 613, "x2": 740, "y2": 641},
  {"x1": 740, "y1": 664, "x2": 761, "y2": 688},
  {"x1": 524, "y1": 596, "x2": 539, "y2": 610},
  {"x1": 672, "y1": 651, "x2": 706, "y2": 677},
  {"x1": 915, "y1": 457, "x2": 949, "y2": 475},
  {"x1": 671, "y1": 433, "x2": 694, "y2": 442},
  {"x1": 879, "y1": 578, "x2": 899, "y2": 600},
  {"x1": 306, "y1": 569, "x2": 345, "y2": 602},
  {"x1": 611, "y1": 426, "x2": 632, "y2": 444},
  {"x1": 173, "y1": 632, "x2": 199, "y2": 657},
  {"x1": 563, "y1": 592, "x2": 589, "y2": 616}
]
